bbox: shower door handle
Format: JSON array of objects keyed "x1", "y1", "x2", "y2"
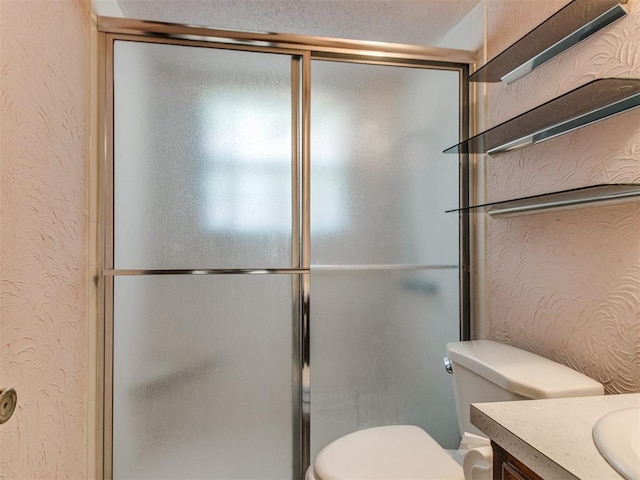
[{"x1": 0, "y1": 387, "x2": 17, "y2": 424}]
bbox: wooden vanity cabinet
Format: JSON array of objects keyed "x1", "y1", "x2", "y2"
[{"x1": 492, "y1": 441, "x2": 543, "y2": 480}]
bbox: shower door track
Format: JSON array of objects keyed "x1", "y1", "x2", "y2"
[
  {"x1": 97, "y1": 16, "x2": 472, "y2": 480},
  {"x1": 97, "y1": 17, "x2": 474, "y2": 65}
]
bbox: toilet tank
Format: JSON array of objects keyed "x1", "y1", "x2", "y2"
[{"x1": 445, "y1": 340, "x2": 604, "y2": 437}]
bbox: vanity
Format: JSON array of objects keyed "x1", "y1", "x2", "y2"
[{"x1": 471, "y1": 393, "x2": 640, "y2": 480}]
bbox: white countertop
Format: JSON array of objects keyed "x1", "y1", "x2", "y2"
[{"x1": 470, "y1": 393, "x2": 640, "y2": 480}]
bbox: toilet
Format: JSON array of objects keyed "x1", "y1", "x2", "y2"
[{"x1": 306, "y1": 340, "x2": 604, "y2": 480}]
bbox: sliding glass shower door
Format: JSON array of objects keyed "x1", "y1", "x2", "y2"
[
  {"x1": 110, "y1": 41, "x2": 300, "y2": 479},
  {"x1": 102, "y1": 21, "x2": 468, "y2": 480},
  {"x1": 309, "y1": 60, "x2": 461, "y2": 457}
]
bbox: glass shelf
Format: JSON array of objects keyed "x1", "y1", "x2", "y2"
[
  {"x1": 444, "y1": 78, "x2": 640, "y2": 155},
  {"x1": 446, "y1": 184, "x2": 640, "y2": 218},
  {"x1": 469, "y1": 0, "x2": 629, "y2": 84}
]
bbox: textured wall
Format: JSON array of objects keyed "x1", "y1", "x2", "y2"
[
  {"x1": 482, "y1": 0, "x2": 640, "y2": 393},
  {"x1": 0, "y1": 0, "x2": 91, "y2": 477}
]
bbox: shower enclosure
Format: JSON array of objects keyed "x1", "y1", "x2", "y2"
[{"x1": 98, "y1": 17, "x2": 470, "y2": 480}]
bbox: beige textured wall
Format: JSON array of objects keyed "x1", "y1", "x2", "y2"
[
  {"x1": 482, "y1": 0, "x2": 640, "y2": 393},
  {"x1": 0, "y1": 0, "x2": 91, "y2": 477}
]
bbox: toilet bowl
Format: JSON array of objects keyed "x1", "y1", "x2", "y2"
[
  {"x1": 305, "y1": 426, "x2": 491, "y2": 480},
  {"x1": 305, "y1": 340, "x2": 604, "y2": 480}
]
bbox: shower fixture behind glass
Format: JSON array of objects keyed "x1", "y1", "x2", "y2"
[{"x1": 98, "y1": 17, "x2": 471, "y2": 480}]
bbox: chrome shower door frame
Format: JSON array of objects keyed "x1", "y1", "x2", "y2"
[{"x1": 97, "y1": 17, "x2": 472, "y2": 479}]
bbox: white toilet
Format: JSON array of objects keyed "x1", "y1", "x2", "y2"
[{"x1": 306, "y1": 340, "x2": 604, "y2": 480}]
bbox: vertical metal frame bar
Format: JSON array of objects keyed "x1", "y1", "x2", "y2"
[
  {"x1": 300, "y1": 51, "x2": 312, "y2": 475},
  {"x1": 101, "y1": 33, "x2": 116, "y2": 480},
  {"x1": 95, "y1": 30, "x2": 107, "y2": 480},
  {"x1": 290, "y1": 56, "x2": 303, "y2": 479},
  {"x1": 301, "y1": 57, "x2": 311, "y2": 272},
  {"x1": 459, "y1": 66, "x2": 472, "y2": 341},
  {"x1": 292, "y1": 59, "x2": 302, "y2": 270}
]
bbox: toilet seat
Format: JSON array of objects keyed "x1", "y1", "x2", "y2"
[{"x1": 311, "y1": 425, "x2": 464, "y2": 480}]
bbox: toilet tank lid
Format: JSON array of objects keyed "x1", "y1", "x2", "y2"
[{"x1": 446, "y1": 340, "x2": 604, "y2": 399}]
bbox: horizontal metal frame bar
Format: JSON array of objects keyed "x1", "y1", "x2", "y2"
[
  {"x1": 311, "y1": 51, "x2": 468, "y2": 72},
  {"x1": 98, "y1": 16, "x2": 475, "y2": 65},
  {"x1": 106, "y1": 32, "x2": 306, "y2": 57},
  {"x1": 104, "y1": 265, "x2": 458, "y2": 276},
  {"x1": 104, "y1": 268, "x2": 308, "y2": 276},
  {"x1": 311, "y1": 264, "x2": 458, "y2": 271}
]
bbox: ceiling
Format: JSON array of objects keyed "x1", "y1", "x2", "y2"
[{"x1": 116, "y1": 0, "x2": 481, "y2": 46}]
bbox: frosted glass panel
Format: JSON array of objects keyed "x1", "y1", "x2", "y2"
[
  {"x1": 112, "y1": 275, "x2": 293, "y2": 479},
  {"x1": 310, "y1": 61, "x2": 460, "y2": 265},
  {"x1": 113, "y1": 41, "x2": 293, "y2": 269},
  {"x1": 310, "y1": 269, "x2": 460, "y2": 459}
]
